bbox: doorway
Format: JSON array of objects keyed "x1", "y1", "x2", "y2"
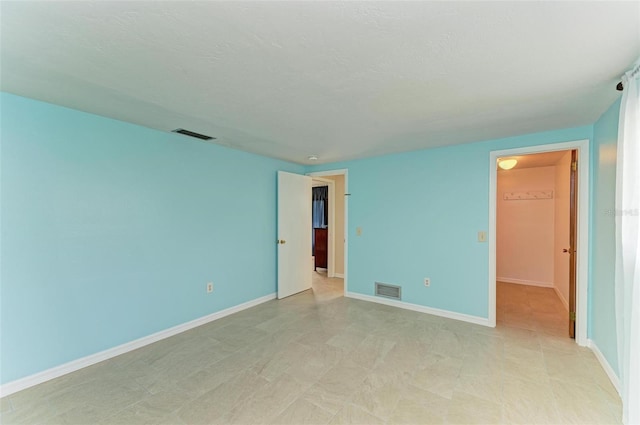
[
  {"x1": 495, "y1": 150, "x2": 575, "y2": 337},
  {"x1": 311, "y1": 179, "x2": 331, "y2": 273},
  {"x1": 489, "y1": 140, "x2": 589, "y2": 346},
  {"x1": 276, "y1": 169, "x2": 348, "y2": 300},
  {"x1": 309, "y1": 170, "x2": 348, "y2": 296}
]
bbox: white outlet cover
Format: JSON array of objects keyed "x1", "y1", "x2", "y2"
[{"x1": 424, "y1": 278, "x2": 431, "y2": 287}]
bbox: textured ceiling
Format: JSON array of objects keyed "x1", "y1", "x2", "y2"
[{"x1": 1, "y1": 1, "x2": 638, "y2": 164}]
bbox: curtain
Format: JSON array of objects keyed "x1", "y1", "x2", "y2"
[
  {"x1": 312, "y1": 186, "x2": 328, "y2": 252},
  {"x1": 615, "y1": 58, "x2": 640, "y2": 425}
]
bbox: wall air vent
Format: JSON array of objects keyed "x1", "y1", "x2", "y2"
[
  {"x1": 172, "y1": 128, "x2": 215, "y2": 141},
  {"x1": 375, "y1": 282, "x2": 401, "y2": 300}
]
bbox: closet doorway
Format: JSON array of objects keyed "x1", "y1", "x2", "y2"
[
  {"x1": 489, "y1": 139, "x2": 589, "y2": 345},
  {"x1": 495, "y1": 150, "x2": 576, "y2": 338}
]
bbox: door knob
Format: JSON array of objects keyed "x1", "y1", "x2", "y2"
[
  {"x1": 277, "y1": 239, "x2": 286, "y2": 245},
  {"x1": 563, "y1": 248, "x2": 571, "y2": 253}
]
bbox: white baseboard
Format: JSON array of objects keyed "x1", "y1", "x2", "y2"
[
  {"x1": 333, "y1": 273, "x2": 344, "y2": 279},
  {"x1": 345, "y1": 291, "x2": 490, "y2": 327},
  {"x1": 0, "y1": 293, "x2": 276, "y2": 397},
  {"x1": 497, "y1": 277, "x2": 554, "y2": 287},
  {"x1": 587, "y1": 339, "x2": 621, "y2": 396},
  {"x1": 553, "y1": 286, "x2": 570, "y2": 311}
]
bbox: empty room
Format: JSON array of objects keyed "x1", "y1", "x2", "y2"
[{"x1": 1, "y1": 2, "x2": 639, "y2": 424}]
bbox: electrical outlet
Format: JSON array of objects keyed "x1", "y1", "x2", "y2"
[
  {"x1": 424, "y1": 277, "x2": 431, "y2": 287},
  {"x1": 207, "y1": 282, "x2": 213, "y2": 293}
]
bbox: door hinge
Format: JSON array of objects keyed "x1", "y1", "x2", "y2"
[
  {"x1": 569, "y1": 311, "x2": 576, "y2": 321},
  {"x1": 571, "y1": 161, "x2": 577, "y2": 171}
]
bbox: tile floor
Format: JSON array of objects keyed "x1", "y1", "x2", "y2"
[
  {"x1": 496, "y1": 281, "x2": 568, "y2": 337},
  {"x1": 0, "y1": 276, "x2": 621, "y2": 424}
]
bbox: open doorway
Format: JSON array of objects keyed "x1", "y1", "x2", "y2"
[
  {"x1": 276, "y1": 169, "x2": 347, "y2": 300},
  {"x1": 311, "y1": 180, "x2": 330, "y2": 272},
  {"x1": 489, "y1": 139, "x2": 589, "y2": 346},
  {"x1": 309, "y1": 170, "x2": 348, "y2": 298},
  {"x1": 496, "y1": 150, "x2": 575, "y2": 337}
]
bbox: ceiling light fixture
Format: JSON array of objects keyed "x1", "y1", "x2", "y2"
[
  {"x1": 307, "y1": 155, "x2": 318, "y2": 161},
  {"x1": 498, "y1": 158, "x2": 518, "y2": 170}
]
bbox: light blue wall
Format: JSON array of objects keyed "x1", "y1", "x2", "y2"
[
  {"x1": 590, "y1": 98, "x2": 621, "y2": 375},
  {"x1": 1, "y1": 90, "x2": 622, "y2": 385},
  {"x1": 307, "y1": 126, "x2": 593, "y2": 319},
  {"x1": 0, "y1": 92, "x2": 303, "y2": 384}
]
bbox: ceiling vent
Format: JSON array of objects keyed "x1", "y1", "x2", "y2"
[
  {"x1": 172, "y1": 128, "x2": 215, "y2": 141},
  {"x1": 375, "y1": 282, "x2": 401, "y2": 300}
]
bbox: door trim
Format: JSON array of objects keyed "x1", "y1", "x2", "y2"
[
  {"x1": 569, "y1": 149, "x2": 578, "y2": 338},
  {"x1": 488, "y1": 139, "x2": 589, "y2": 346},
  {"x1": 307, "y1": 169, "x2": 349, "y2": 294}
]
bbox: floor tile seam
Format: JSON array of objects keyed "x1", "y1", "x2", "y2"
[
  {"x1": 219, "y1": 335, "x2": 274, "y2": 363},
  {"x1": 341, "y1": 401, "x2": 387, "y2": 425},
  {"x1": 232, "y1": 391, "x2": 300, "y2": 424},
  {"x1": 49, "y1": 394, "x2": 135, "y2": 424},
  {"x1": 143, "y1": 360, "x2": 219, "y2": 389},
  {"x1": 603, "y1": 399, "x2": 623, "y2": 423},
  {"x1": 453, "y1": 384, "x2": 506, "y2": 409},
  {"x1": 503, "y1": 353, "x2": 547, "y2": 369},
  {"x1": 212, "y1": 385, "x2": 266, "y2": 421},
  {"x1": 502, "y1": 367, "x2": 550, "y2": 386},
  {"x1": 268, "y1": 393, "x2": 320, "y2": 425},
  {"x1": 0, "y1": 400, "x2": 58, "y2": 418},
  {"x1": 373, "y1": 383, "x2": 405, "y2": 422},
  {"x1": 301, "y1": 390, "x2": 344, "y2": 419},
  {"x1": 555, "y1": 372, "x2": 621, "y2": 409},
  {"x1": 580, "y1": 385, "x2": 622, "y2": 419},
  {"x1": 547, "y1": 376, "x2": 617, "y2": 420},
  {"x1": 97, "y1": 390, "x2": 168, "y2": 424},
  {"x1": 324, "y1": 402, "x2": 344, "y2": 425},
  {"x1": 4, "y1": 399, "x2": 14, "y2": 414},
  {"x1": 408, "y1": 373, "x2": 456, "y2": 401}
]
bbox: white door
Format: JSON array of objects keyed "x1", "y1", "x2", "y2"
[{"x1": 277, "y1": 171, "x2": 312, "y2": 299}]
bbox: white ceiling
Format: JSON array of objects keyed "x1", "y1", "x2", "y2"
[{"x1": 1, "y1": 2, "x2": 638, "y2": 165}]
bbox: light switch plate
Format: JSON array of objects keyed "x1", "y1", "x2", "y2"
[{"x1": 478, "y1": 231, "x2": 487, "y2": 242}]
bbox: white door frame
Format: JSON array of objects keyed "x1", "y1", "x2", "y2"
[
  {"x1": 308, "y1": 169, "x2": 348, "y2": 293},
  {"x1": 489, "y1": 139, "x2": 589, "y2": 346},
  {"x1": 311, "y1": 177, "x2": 335, "y2": 277}
]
